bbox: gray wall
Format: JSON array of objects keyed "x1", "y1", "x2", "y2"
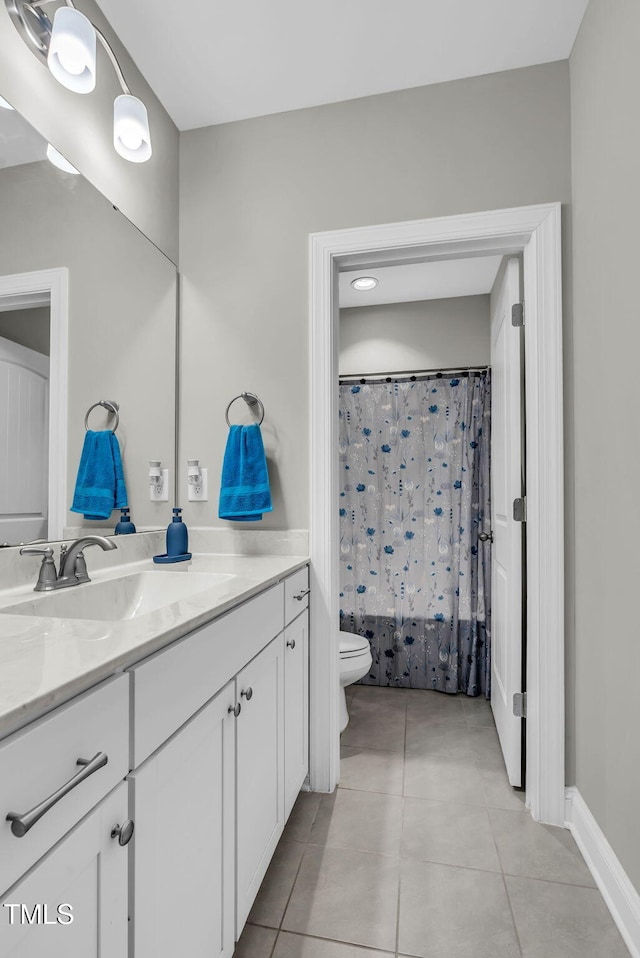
[
  {"x1": 0, "y1": 307, "x2": 50, "y2": 356},
  {"x1": 340, "y1": 297, "x2": 490, "y2": 376},
  {"x1": 0, "y1": 161, "x2": 176, "y2": 531},
  {"x1": 179, "y1": 61, "x2": 571, "y2": 533},
  {"x1": 0, "y1": 0, "x2": 179, "y2": 262},
  {"x1": 570, "y1": 0, "x2": 640, "y2": 891}
]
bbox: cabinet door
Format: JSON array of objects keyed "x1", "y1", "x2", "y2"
[
  {"x1": 0, "y1": 782, "x2": 128, "y2": 958},
  {"x1": 130, "y1": 681, "x2": 236, "y2": 958},
  {"x1": 235, "y1": 637, "x2": 284, "y2": 936},
  {"x1": 283, "y1": 612, "x2": 309, "y2": 820}
]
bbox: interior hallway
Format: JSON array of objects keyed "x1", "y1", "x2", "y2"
[{"x1": 234, "y1": 686, "x2": 629, "y2": 958}]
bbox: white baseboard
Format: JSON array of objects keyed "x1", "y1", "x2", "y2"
[{"x1": 565, "y1": 786, "x2": 640, "y2": 958}]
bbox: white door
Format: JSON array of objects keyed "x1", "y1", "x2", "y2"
[
  {"x1": 130, "y1": 681, "x2": 236, "y2": 958},
  {"x1": 0, "y1": 336, "x2": 49, "y2": 545},
  {"x1": 235, "y1": 636, "x2": 284, "y2": 937},
  {"x1": 0, "y1": 782, "x2": 129, "y2": 958},
  {"x1": 283, "y1": 611, "x2": 309, "y2": 819},
  {"x1": 490, "y1": 257, "x2": 524, "y2": 787}
]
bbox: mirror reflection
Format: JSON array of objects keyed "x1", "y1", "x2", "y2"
[{"x1": 0, "y1": 97, "x2": 177, "y2": 545}]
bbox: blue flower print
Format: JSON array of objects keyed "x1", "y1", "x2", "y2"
[
  {"x1": 401, "y1": 429, "x2": 411, "y2": 438},
  {"x1": 365, "y1": 630, "x2": 375, "y2": 639},
  {"x1": 429, "y1": 405, "x2": 438, "y2": 413},
  {"x1": 368, "y1": 470, "x2": 375, "y2": 475},
  {"x1": 351, "y1": 385, "x2": 361, "y2": 393},
  {"x1": 356, "y1": 585, "x2": 367, "y2": 594},
  {"x1": 404, "y1": 636, "x2": 415, "y2": 645},
  {"x1": 454, "y1": 480, "x2": 462, "y2": 489},
  {"x1": 434, "y1": 612, "x2": 445, "y2": 622},
  {"x1": 470, "y1": 441, "x2": 478, "y2": 449},
  {"x1": 370, "y1": 570, "x2": 377, "y2": 575},
  {"x1": 339, "y1": 508, "x2": 346, "y2": 516},
  {"x1": 384, "y1": 649, "x2": 395, "y2": 658},
  {"x1": 434, "y1": 507, "x2": 443, "y2": 516},
  {"x1": 366, "y1": 527, "x2": 376, "y2": 536},
  {"x1": 362, "y1": 427, "x2": 371, "y2": 436},
  {"x1": 381, "y1": 444, "x2": 391, "y2": 453},
  {"x1": 356, "y1": 483, "x2": 366, "y2": 492},
  {"x1": 405, "y1": 531, "x2": 415, "y2": 539},
  {"x1": 384, "y1": 545, "x2": 394, "y2": 554},
  {"x1": 450, "y1": 378, "x2": 460, "y2": 386}
]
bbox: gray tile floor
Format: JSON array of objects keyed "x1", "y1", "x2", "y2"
[{"x1": 234, "y1": 685, "x2": 630, "y2": 958}]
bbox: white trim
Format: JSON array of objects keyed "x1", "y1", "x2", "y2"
[
  {"x1": 309, "y1": 203, "x2": 565, "y2": 822},
  {"x1": 0, "y1": 268, "x2": 68, "y2": 541},
  {"x1": 565, "y1": 787, "x2": 640, "y2": 958}
]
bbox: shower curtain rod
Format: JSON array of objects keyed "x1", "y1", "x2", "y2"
[{"x1": 339, "y1": 364, "x2": 490, "y2": 384}]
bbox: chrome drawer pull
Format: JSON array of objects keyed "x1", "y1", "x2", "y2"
[
  {"x1": 240, "y1": 687, "x2": 253, "y2": 701},
  {"x1": 111, "y1": 820, "x2": 135, "y2": 847},
  {"x1": 6, "y1": 752, "x2": 108, "y2": 838},
  {"x1": 286, "y1": 639, "x2": 296, "y2": 650},
  {"x1": 294, "y1": 589, "x2": 310, "y2": 601},
  {"x1": 228, "y1": 703, "x2": 241, "y2": 717}
]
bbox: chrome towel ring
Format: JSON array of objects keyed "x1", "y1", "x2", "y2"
[
  {"x1": 84, "y1": 400, "x2": 119, "y2": 433},
  {"x1": 225, "y1": 392, "x2": 265, "y2": 428}
]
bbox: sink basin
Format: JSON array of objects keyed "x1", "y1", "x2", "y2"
[{"x1": 0, "y1": 571, "x2": 234, "y2": 622}]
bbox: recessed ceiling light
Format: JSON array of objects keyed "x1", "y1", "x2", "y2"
[
  {"x1": 46, "y1": 143, "x2": 80, "y2": 175},
  {"x1": 0, "y1": 95, "x2": 14, "y2": 110},
  {"x1": 350, "y1": 276, "x2": 378, "y2": 291}
]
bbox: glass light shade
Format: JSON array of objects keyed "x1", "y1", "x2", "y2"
[
  {"x1": 47, "y1": 7, "x2": 96, "y2": 94},
  {"x1": 0, "y1": 95, "x2": 14, "y2": 110},
  {"x1": 113, "y1": 95, "x2": 152, "y2": 163},
  {"x1": 46, "y1": 143, "x2": 80, "y2": 175},
  {"x1": 350, "y1": 276, "x2": 379, "y2": 291}
]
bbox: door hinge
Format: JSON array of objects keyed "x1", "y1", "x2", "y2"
[
  {"x1": 513, "y1": 497, "x2": 526, "y2": 522},
  {"x1": 511, "y1": 302, "x2": 524, "y2": 327},
  {"x1": 513, "y1": 692, "x2": 527, "y2": 718}
]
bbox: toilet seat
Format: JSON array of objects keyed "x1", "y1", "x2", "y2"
[{"x1": 339, "y1": 632, "x2": 370, "y2": 658}]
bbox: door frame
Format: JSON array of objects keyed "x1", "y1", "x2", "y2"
[
  {"x1": 0, "y1": 267, "x2": 69, "y2": 541},
  {"x1": 309, "y1": 202, "x2": 564, "y2": 826}
]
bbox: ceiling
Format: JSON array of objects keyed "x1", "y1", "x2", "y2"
[
  {"x1": 0, "y1": 106, "x2": 46, "y2": 170},
  {"x1": 339, "y1": 256, "x2": 503, "y2": 309},
  {"x1": 95, "y1": 0, "x2": 589, "y2": 131}
]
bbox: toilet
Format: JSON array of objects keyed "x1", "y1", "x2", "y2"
[{"x1": 339, "y1": 631, "x2": 373, "y2": 732}]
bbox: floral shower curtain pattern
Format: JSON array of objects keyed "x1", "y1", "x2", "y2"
[{"x1": 339, "y1": 373, "x2": 492, "y2": 696}]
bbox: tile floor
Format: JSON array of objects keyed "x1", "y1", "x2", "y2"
[{"x1": 234, "y1": 685, "x2": 630, "y2": 958}]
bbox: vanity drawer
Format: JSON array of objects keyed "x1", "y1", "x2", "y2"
[
  {"x1": 284, "y1": 566, "x2": 309, "y2": 623},
  {"x1": 0, "y1": 673, "x2": 129, "y2": 896},
  {"x1": 131, "y1": 583, "x2": 284, "y2": 766}
]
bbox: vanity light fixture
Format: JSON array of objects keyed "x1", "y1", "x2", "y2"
[
  {"x1": 5, "y1": 0, "x2": 152, "y2": 162},
  {"x1": 46, "y1": 142, "x2": 80, "y2": 174},
  {"x1": 0, "y1": 95, "x2": 14, "y2": 109},
  {"x1": 350, "y1": 276, "x2": 379, "y2": 291}
]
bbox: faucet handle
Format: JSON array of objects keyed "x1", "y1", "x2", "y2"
[{"x1": 19, "y1": 547, "x2": 54, "y2": 559}]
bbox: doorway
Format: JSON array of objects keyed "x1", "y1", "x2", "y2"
[
  {"x1": 0, "y1": 268, "x2": 68, "y2": 543},
  {"x1": 309, "y1": 203, "x2": 564, "y2": 826}
]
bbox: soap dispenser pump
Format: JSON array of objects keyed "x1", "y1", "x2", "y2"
[{"x1": 115, "y1": 508, "x2": 136, "y2": 535}]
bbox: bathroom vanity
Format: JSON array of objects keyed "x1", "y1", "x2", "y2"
[{"x1": 0, "y1": 554, "x2": 309, "y2": 958}]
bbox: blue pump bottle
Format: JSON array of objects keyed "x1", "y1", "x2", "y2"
[
  {"x1": 166, "y1": 507, "x2": 188, "y2": 557},
  {"x1": 115, "y1": 508, "x2": 136, "y2": 535}
]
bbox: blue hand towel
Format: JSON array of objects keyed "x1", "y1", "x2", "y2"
[
  {"x1": 71, "y1": 430, "x2": 128, "y2": 521},
  {"x1": 218, "y1": 424, "x2": 272, "y2": 522}
]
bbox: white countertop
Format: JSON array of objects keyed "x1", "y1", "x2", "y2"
[{"x1": 0, "y1": 553, "x2": 308, "y2": 740}]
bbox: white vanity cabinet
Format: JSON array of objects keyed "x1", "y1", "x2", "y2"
[
  {"x1": 0, "y1": 782, "x2": 130, "y2": 958},
  {"x1": 235, "y1": 636, "x2": 284, "y2": 934},
  {"x1": 130, "y1": 682, "x2": 236, "y2": 958}
]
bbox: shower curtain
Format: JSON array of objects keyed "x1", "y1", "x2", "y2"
[{"x1": 339, "y1": 372, "x2": 491, "y2": 697}]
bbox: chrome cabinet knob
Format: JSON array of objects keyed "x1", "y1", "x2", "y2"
[
  {"x1": 478, "y1": 531, "x2": 493, "y2": 542},
  {"x1": 228, "y1": 703, "x2": 241, "y2": 717},
  {"x1": 111, "y1": 820, "x2": 134, "y2": 846},
  {"x1": 286, "y1": 639, "x2": 296, "y2": 650},
  {"x1": 240, "y1": 687, "x2": 253, "y2": 701}
]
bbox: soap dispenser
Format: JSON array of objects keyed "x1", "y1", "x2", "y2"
[
  {"x1": 153, "y1": 507, "x2": 192, "y2": 563},
  {"x1": 167, "y1": 507, "x2": 188, "y2": 557},
  {"x1": 115, "y1": 508, "x2": 136, "y2": 535}
]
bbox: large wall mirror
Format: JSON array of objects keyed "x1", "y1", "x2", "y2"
[{"x1": 0, "y1": 97, "x2": 177, "y2": 545}]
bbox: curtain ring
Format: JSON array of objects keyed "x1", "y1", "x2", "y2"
[
  {"x1": 225, "y1": 392, "x2": 265, "y2": 428},
  {"x1": 84, "y1": 400, "x2": 119, "y2": 432}
]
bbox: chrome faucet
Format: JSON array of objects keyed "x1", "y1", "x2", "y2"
[{"x1": 20, "y1": 536, "x2": 118, "y2": 592}]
